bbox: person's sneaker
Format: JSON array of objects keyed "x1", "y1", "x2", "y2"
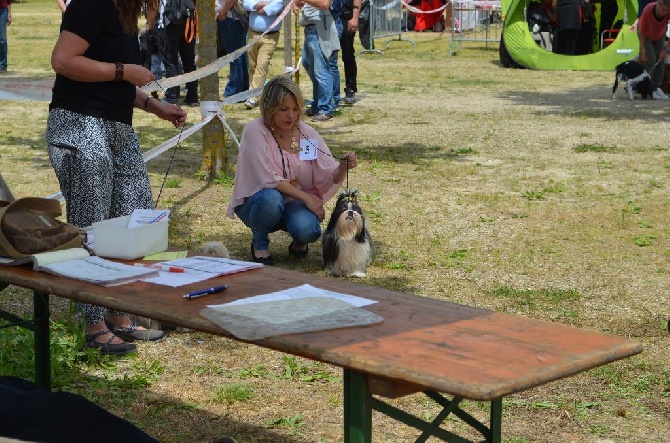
[
  {"x1": 244, "y1": 98, "x2": 258, "y2": 109},
  {"x1": 310, "y1": 113, "x2": 332, "y2": 122},
  {"x1": 344, "y1": 91, "x2": 356, "y2": 105},
  {"x1": 304, "y1": 108, "x2": 318, "y2": 117},
  {"x1": 653, "y1": 88, "x2": 669, "y2": 99}
]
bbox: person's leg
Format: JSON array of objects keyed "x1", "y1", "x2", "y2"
[
  {"x1": 45, "y1": 109, "x2": 136, "y2": 353},
  {"x1": 649, "y1": 38, "x2": 665, "y2": 90},
  {"x1": 281, "y1": 199, "x2": 322, "y2": 251},
  {"x1": 340, "y1": 29, "x2": 358, "y2": 100},
  {"x1": 179, "y1": 34, "x2": 198, "y2": 104},
  {"x1": 0, "y1": 7, "x2": 8, "y2": 71},
  {"x1": 221, "y1": 18, "x2": 249, "y2": 97},
  {"x1": 301, "y1": 32, "x2": 317, "y2": 115},
  {"x1": 331, "y1": 17, "x2": 344, "y2": 105},
  {"x1": 249, "y1": 32, "x2": 279, "y2": 97},
  {"x1": 304, "y1": 29, "x2": 335, "y2": 116},
  {"x1": 163, "y1": 23, "x2": 182, "y2": 103},
  {"x1": 234, "y1": 188, "x2": 285, "y2": 257}
]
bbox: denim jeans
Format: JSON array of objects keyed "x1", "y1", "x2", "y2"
[
  {"x1": 302, "y1": 26, "x2": 336, "y2": 116},
  {"x1": 217, "y1": 17, "x2": 249, "y2": 97},
  {"x1": 330, "y1": 16, "x2": 343, "y2": 104},
  {"x1": 0, "y1": 7, "x2": 8, "y2": 71},
  {"x1": 234, "y1": 188, "x2": 322, "y2": 252}
]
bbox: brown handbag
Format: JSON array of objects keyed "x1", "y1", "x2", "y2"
[{"x1": 0, "y1": 197, "x2": 83, "y2": 259}]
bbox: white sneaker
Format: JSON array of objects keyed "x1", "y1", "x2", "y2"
[{"x1": 653, "y1": 88, "x2": 669, "y2": 99}]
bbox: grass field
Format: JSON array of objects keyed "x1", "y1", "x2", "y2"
[{"x1": 1, "y1": 0, "x2": 669, "y2": 442}]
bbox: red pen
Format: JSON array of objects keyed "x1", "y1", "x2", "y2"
[{"x1": 133, "y1": 263, "x2": 186, "y2": 273}]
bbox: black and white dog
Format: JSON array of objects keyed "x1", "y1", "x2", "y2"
[
  {"x1": 322, "y1": 189, "x2": 372, "y2": 278},
  {"x1": 613, "y1": 60, "x2": 654, "y2": 100}
]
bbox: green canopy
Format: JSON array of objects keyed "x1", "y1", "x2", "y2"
[{"x1": 501, "y1": 0, "x2": 639, "y2": 70}]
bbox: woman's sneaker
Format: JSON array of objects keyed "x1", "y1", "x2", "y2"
[
  {"x1": 244, "y1": 98, "x2": 258, "y2": 109},
  {"x1": 653, "y1": 88, "x2": 669, "y2": 100}
]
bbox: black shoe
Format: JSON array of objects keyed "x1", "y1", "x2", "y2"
[
  {"x1": 304, "y1": 107, "x2": 318, "y2": 117},
  {"x1": 344, "y1": 91, "x2": 356, "y2": 105},
  {"x1": 288, "y1": 241, "x2": 309, "y2": 259},
  {"x1": 106, "y1": 320, "x2": 166, "y2": 342},
  {"x1": 184, "y1": 99, "x2": 199, "y2": 107},
  {"x1": 86, "y1": 331, "x2": 137, "y2": 356},
  {"x1": 151, "y1": 91, "x2": 159, "y2": 99},
  {"x1": 250, "y1": 243, "x2": 274, "y2": 265}
]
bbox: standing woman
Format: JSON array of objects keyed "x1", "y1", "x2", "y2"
[
  {"x1": 46, "y1": 0, "x2": 187, "y2": 355},
  {"x1": 637, "y1": 0, "x2": 670, "y2": 99},
  {"x1": 227, "y1": 76, "x2": 357, "y2": 264},
  {"x1": 553, "y1": 0, "x2": 582, "y2": 55}
]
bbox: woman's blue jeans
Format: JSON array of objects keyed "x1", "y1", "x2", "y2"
[
  {"x1": 301, "y1": 26, "x2": 336, "y2": 116},
  {"x1": 217, "y1": 17, "x2": 249, "y2": 97},
  {"x1": 0, "y1": 7, "x2": 8, "y2": 71},
  {"x1": 234, "y1": 188, "x2": 322, "y2": 252}
]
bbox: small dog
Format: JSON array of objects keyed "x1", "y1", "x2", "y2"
[
  {"x1": 322, "y1": 189, "x2": 372, "y2": 278},
  {"x1": 613, "y1": 60, "x2": 654, "y2": 100}
]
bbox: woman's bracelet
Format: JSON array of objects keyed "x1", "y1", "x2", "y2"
[
  {"x1": 143, "y1": 96, "x2": 152, "y2": 110},
  {"x1": 114, "y1": 62, "x2": 124, "y2": 82}
]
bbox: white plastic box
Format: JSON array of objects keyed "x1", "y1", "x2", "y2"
[{"x1": 92, "y1": 215, "x2": 168, "y2": 260}]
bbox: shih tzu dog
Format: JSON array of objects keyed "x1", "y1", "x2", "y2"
[{"x1": 322, "y1": 189, "x2": 372, "y2": 277}]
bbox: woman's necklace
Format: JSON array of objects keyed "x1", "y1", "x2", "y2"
[{"x1": 274, "y1": 127, "x2": 301, "y2": 154}]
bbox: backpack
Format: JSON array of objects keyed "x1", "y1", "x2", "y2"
[
  {"x1": 0, "y1": 198, "x2": 83, "y2": 259},
  {"x1": 164, "y1": 0, "x2": 196, "y2": 25}
]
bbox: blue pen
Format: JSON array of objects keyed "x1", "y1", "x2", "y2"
[{"x1": 183, "y1": 285, "x2": 229, "y2": 300}]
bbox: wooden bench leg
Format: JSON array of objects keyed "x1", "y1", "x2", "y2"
[
  {"x1": 33, "y1": 290, "x2": 51, "y2": 390},
  {"x1": 344, "y1": 369, "x2": 372, "y2": 443}
]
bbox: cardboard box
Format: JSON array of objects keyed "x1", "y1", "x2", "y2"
[{"x1": 93, "y1": 215, "x2": 168, "y2": 260}]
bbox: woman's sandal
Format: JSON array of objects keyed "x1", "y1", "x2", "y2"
[
  {"x1": 288, "y1": 241, "x2": 308, "y2": 259},
  {"x1": 250, "y1": 243, "x2": 274, "y2": 265},
  {"x1": 85, "y1": 330, "x2": 137, "y2": 356},
  {"x1": 105, "y1": 320, "x2": 166, "y2": 342}
]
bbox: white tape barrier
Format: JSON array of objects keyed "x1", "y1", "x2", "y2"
[
  {"x1": 399, "y1": 0, "x2": 448, "y2": 14},
  {"x1": 0, "y1": 79, "x2": 54, "y2": 101},
  {"x1": 0, "y1": 0, "x2": 295, "y2": 102}
]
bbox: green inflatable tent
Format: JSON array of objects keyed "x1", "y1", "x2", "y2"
[{"x1": 500, "y1": 0, "x2": 639, "y2": 70}]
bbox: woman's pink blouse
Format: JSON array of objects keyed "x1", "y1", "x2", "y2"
[{"x1": 226, "y1": 118, "x2": 341, "y2": 218}]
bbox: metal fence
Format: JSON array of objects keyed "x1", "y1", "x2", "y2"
[{"x1": 361, "y1": 0, "x2": 415, "y2": 54}]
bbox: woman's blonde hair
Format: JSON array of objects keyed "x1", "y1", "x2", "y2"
[{"x1": 260, "y1": 76, "x2": 305, "y2": 127}]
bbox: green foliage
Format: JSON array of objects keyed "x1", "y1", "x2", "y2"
[
  {"x1": 573, "y1": 144, "x2": 616, "y2": 153},
  {"x1": 264, "y1": 412, "x2": 304, "y2": 433},
  {"x1": 211, "y1": 383, "x2": 254, "y2": 404},
  {"x1": 282, "y1": 356, "x2": 340, "y2": 383},
  {"x1": 489, "y1": 286, "x2": 580, "y2": 311}
]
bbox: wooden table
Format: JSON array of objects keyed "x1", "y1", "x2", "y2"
[{"x1": 0, "y1": 263, "x2": 642, "y2": 443}]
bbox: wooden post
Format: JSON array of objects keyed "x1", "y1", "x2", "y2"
[{"x1": 198, "y1": 0, "x2": 227, "y2": 179}]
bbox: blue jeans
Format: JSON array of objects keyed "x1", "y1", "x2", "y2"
[
  {"x1": 330, "y1": 17, "x2": 343, "y2": 104},
  {"x1": 217, "y1": 18, "x2": 249, "y2": 97},
  {"x1": 302, "y1": 26, "x2": 336, "y2": 116},
  {"x1": 234, "y1": 188, "x2": 322, "y2": 252},
  {"x1": 0, "y1": 7, "x2": 8, "y2": 71}
]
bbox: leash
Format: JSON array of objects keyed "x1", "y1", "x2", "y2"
[
  {"x1": 294, "y1": 125, "x2": 353, "y2": 192},
  {"x1": 148, "y1": 80, "x2": 187, "y2": 208}
]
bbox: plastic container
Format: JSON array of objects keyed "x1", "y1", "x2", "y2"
[{"x1": 92, "y1": 215, "x2": 168, "y2": 260}]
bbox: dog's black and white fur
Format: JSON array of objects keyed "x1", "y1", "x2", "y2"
[
  {"x1": 613, "y1": 60, "x2": 654, "y2": 100},
  {"x1": 322, "y1": 189, "x2": 371, "y2": 278}
]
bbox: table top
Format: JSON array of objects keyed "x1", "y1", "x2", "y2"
[{"x1": 0, "y1": 262, "x2": 642, "y2": 401}]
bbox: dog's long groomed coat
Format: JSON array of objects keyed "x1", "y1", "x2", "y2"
[{"x1": 322, "y1": 190, "x2": 371, "y2": 278}]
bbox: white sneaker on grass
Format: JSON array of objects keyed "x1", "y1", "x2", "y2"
[{"x1": 653, "y1": 88, "x2": 669, "y2": 100}]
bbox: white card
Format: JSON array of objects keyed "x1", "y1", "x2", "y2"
[{"x1": 299, "y1": 139, "x2": 318, "y2": 160}]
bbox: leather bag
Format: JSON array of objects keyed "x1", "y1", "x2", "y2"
[{"x1": 0, "y1": 197, "x2": 83, "y2": 259}]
